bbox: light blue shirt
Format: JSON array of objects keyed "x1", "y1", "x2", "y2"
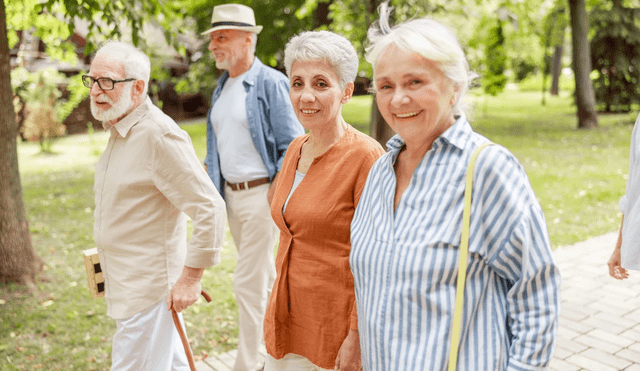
[
  {"x1": 350, "y1": 116, "x2": 560, "y2": 371},
  {"x1": 205, "y1": 57, "x2": 304, "y2": 199},
  {"x1": 621, "y1": 114, "x2": 640, "y2": 270}
]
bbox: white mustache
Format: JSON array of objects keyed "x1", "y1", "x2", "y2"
[{"x1": 94, "y1": 94, "x2": 113, "y2": 104}]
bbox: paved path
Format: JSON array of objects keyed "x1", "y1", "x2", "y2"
[
  {"x1": 549, "y1": 232, "x2": 640, "y2": 371},
  {"x1": 197, "y1": 232, "x2": 640, "y2": 371},
  {"x1": 195, "y1": 345, "x2": 266, "y2": 371}
]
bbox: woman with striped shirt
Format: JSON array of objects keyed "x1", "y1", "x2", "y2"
[{"x1": 349, "y1": 4, "x2": 560, "y2": 371}]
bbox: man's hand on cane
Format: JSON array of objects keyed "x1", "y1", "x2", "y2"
[{"x1": 167, "y1": 267, "x2": 205, "y2": 313}]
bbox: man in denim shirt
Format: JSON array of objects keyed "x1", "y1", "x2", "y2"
[{"x1": 201, "y1": 4, "x2": 303, "y2": 371}]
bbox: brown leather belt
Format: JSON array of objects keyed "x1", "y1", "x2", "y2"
[{"x1": 226, "y1": 177, "x2": 271, "y2": 191}]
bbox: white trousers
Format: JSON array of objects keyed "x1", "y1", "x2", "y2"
[
  {"x1": 265, "y1": 353, "x2": 334, "y2": 371},
  {"x1": 225, "y1": 183, "x2": 278, "y2": 371},
  {"x1": 111, "y1": 300, "x2": 189, "y2": 371}
]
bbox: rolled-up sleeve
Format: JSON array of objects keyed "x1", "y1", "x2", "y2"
[{"x1": 152, "y1": 131, "x2": 226, "y2": 268}]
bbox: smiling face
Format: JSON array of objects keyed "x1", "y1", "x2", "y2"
[
  {"x1": 374, "y1": 44, "x2": 459, "y2": 147},
  {"x1": 289, "y1": 59, "x2": 353, "y2": 131},
  {"x1": 208, "y1": 29, "x2": 251, "y2": 72},
  {"x1": 88, "y1": 54, "x2": 134, "y2": 125}
]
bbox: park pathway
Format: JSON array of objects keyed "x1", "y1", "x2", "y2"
[{"x1": 195, "y1": 232, "x2": 640, "y2": 371}]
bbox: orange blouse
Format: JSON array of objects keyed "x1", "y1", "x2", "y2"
[{"x1": 264, "y1": 125, "x2": 385, "y2": 368}]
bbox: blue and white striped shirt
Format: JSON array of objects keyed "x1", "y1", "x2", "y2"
[{"x1": 350, "y1": 116, "x2": 560, "y2": 371}]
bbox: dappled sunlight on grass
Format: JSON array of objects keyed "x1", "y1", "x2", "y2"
[
  {"x1": 17, "y1": 130, "x2": 110, "y2": 175},
  {"x1": 469, "y1": 91, "x2": 634, "y2": 247}
]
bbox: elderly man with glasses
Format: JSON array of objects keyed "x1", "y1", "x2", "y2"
[{"x1": 86, "y1": 41, "x2": 227, "y2": 370}]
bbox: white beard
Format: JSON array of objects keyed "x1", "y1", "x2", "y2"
[
  {"x1": 91, "y1": 83, "x2": 134, "y2": 126},
  {"x1": 215, "y1": 58, "x2": 229, "y2": 71}
]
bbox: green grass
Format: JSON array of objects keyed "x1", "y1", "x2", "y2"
[
  {"x1": 1, "y1": 89, "x2": 636, "y2": 369},
  {"x1": 516, "y1": 72, "x2": 576, "y2": 93},
  {"x1": 469, "y1": 90, "x2": 634, "y2": 246},
  {"x1": 343, "y1": 95, "x2": 374, "y2": 133}
]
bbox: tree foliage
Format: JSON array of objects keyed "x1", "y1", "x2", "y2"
[
  {"x1": 167, "y1": 0, "x2": 312, "y2": 100},
  {"x1": 0, "y1": 0, "x2": 621, "y2": 287},
  {"x1": 483, "y1": 19, "x2": 507, "y2": 96},
  {"x1": 12, "y1": 68, "x2": 68, "y2": 152},
  {"x1": 590, "y1": 0, "x2": 640, "y2": 112}
]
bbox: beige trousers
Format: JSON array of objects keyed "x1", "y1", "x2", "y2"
[
  {"x1": 265, "y1": 353, "x2": 334, "y2": 371},
  {"x1": 225, "y1": 183, "x2": 278, "y2": 371}
]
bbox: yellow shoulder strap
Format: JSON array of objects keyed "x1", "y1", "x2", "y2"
[{"x1": 447, "y1": 142, "x2": 495, "y2": 371}]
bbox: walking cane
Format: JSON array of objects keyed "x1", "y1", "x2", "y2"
[{"x1": 171, "y1": 290, "x2": 212, "y2": 371}]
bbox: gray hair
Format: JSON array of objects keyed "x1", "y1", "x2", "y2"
[
  {"x1": 366, "y1": 3, "x2": 476, "y2": 116},
  {"x1": 284, "y1": 30, "x2": 358, "y2": 89},
  {"x1": 249, "y1": 33, "x2": 258, "y2": 55},
  {"x1": 95, "y1": 41, "x2": 151, "y2": 97}
]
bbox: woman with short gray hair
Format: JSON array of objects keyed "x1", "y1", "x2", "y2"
[
  {"x1": 283, "y1": 30, "x2": 359, "y2": 90},
  {"x1": 264, "y1": 30, "x2": 384, "y2": 371},
  {"x1": 350, "y1": 3, "x2": 560, "y2": 370}
]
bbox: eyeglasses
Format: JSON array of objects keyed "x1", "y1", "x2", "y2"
[{"x1": 82, "y1": 75, "x2": 136, "y2": 91}]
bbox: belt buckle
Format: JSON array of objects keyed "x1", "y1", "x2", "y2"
[{"x1": 239, "y1": 181, "x2": 249, "y2": 190}]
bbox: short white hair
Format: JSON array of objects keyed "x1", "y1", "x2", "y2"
[
  {"x1": 250, "y1": 33, "x2": 257, "y2": 54},
  {"x1": 366, "y1": 3, "x2": 476, "y2": 116},
  {"x1": 284, "y1": 30, "x2": 358, "y2": 89},
  {"x1": 95, "y1": 41, "x2": 151, "y2": 97}
]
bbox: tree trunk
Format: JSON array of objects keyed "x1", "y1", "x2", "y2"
[
  {"x1": 370, "y1": 99, "x2": 395, "y2": 148},
  {"x1": 550, "y1": 45, "x2": 563, "y2": 95},
  {"x1": 0, "y1": 0, "x2": 43, "y2": 286},
  {"x1": 568, "y1": 0, "x2": 598, "y2": 129},
  {"x1": 364, "y1": 0, "x2": 394, "y2": 145},
  {"x1": 315, "y1": 0, "x2": 332, "y2": 28}
]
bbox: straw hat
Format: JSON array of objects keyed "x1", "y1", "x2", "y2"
[{"x1": 201, "y1": 4, "x2": 263, "y2": 35}]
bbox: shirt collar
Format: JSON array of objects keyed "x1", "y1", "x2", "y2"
[
  {"x1": 438, "y1": 113, "x2": 472, "y2": 150},
  {"x1": 111, "y1": 97, "x2": 152, "y2": 138},
  {"x1": 242, "y1": 57, "x2": 263, "y2": 87},
  {"x1": 217, "y1": 57, "x2": 264, "y2": 89},
  {"x1": 385, "y1": 113, "x2": 473, "y2": 154}
]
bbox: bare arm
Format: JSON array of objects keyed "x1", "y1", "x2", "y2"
[{"x1": 608, "y1": 215, "x2": 629, "y2": 280}]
